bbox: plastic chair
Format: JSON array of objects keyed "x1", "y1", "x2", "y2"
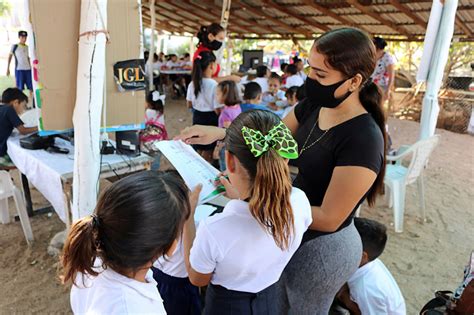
[
  {"x1": 0, "y1": 170, "x2": 34, "y2": 244},
  {"x1": 384, "y1": 135, "x2": 440, "y2": 233}
]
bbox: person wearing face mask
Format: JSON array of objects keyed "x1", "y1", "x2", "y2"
[
  {"x1": 193, "y1": 23, "x2": 241, "y2": 84},
  {"x1": 175, "y1": 27, "x2": 386, "y2": 314}
]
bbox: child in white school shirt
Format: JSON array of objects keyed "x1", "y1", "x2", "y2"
[
  {"x1": 61, "y1": 171, "x2": 191, "y2": 315},
  {"x1": 182, "y1": 110, "x2": 313, "y2": 314},
  {"x1": 336, "y1": 217, "x2": 406, "y2": 315}
]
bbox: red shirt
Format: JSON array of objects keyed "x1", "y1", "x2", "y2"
[{"x1": 193, "y1": 44, "x2": 220, "y2": 78}]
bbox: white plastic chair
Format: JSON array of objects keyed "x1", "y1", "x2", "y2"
[
  {"x1": 0, "y1": 171, "x2": 34, "y2": 244},
  {"x1": 384, "y1": 135, "x2": 439, "y2": 233}
]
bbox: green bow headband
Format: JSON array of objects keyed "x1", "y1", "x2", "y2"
[{"x1": 241, "y1": 121, "x2": 299, "y2": 159}]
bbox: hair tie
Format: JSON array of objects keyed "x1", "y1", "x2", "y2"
[
  {"x1": 91, "y1": 214, "x2": 100, "y2": 229},
  {"x1": 196, "y1": 55, "x2": 202, "y2": 60},
  {"x1": 241, "y1": 121, "x2": 298, "y2": 159}
]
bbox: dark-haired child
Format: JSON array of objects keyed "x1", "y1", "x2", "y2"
[
  {"x1": 282, "y1": 85, "x2": 305, "y2": 118},
  {"x1": 240, "y1": 82, "x2": 269, "y2": 113},
  {"x1": 183, "y1": 110, "x2": 312, "y2": 314},
  {"x1": 254, "y1": 65, "x2": 270, "y2": 93},
  {"x1": 337, "y1": 217, "x2": 406, "y2": 315},
  {"x1": 214, "y1": 80, "x2": 242, "y2": 171},
  {"x1": 262, "y1": 73, "x2": 287, "y2": 111},
  {"x1": 0, "y1": 88, "x2": 37, "y2": 167},
  {"x1": 62, "y1": 171, "x2": 191, "y2": 314},
  {"x1": 283, "y1": 64, "x2": 304, "y2": 90},
  {"x1": 139, "y1": 91, "x2": 167, "y2": 171},
  {"x1": 186, "y1": 51, "x2": 219, "y2": 162}
]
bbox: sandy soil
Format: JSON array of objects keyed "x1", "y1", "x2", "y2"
[{"x1": 0, "y1": 98, "x2": 472, "y2": 314}]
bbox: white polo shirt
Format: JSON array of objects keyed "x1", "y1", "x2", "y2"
[
  {"x1": 154, "y1": 238, "x2": 188, "y2": 278},
  {"x1": 284, "y1": 75, "x2": 304, "y2": 88},
  {"x1": 348, "y1": 258, "x2": 406, "y2": 315},
  {"x1": 253, "y1": 77, "x2": 269, "y2": 93},
  {"x1": 190, "y1": 187, "x2": 312, "y2": 293},
  {"x1": 186, "y1": 78, "x2": 219, "y2": 112},
  {"x1": 71, "y1": 265, "x2": 166, "y2": 314}
]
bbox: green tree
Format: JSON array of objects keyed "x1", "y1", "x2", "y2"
[{"x1": 0, "y1": 0, "x2": 11, "y2": 17}]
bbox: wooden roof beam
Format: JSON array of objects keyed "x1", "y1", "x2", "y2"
[
  {"x1": 388, "y1": 0, "x2": 427, "y2": 29},
  {"x1": 455, "y1": 18, "x2": 473, "y2": 37},
  {"x1": 188, "y1": 0, "x2": 270, "y2": 35},
  {"x1": 195, "y1": 0, "x2": 282, "y2": 36},
  {"x1": 142, "y1": 15, "x2": 190, "y2": 35},
  {"x1": 262, "y1": 0, "x2": 329, "y2": 32},
  {"x1": 142, "y1": 6, "x2": 199, "y2": 33},
  {"x1": 300, "y1": 0, "x2": 372, "y2": 33},
  {"x1": 346, "y1": 0, "x2": 412, "y2": 38},
  {"x1": 161, "y1": 0, "x2": 245, "y2": 36},
  {"x1": 237, "y1": 0, "x2": 313, "y2": 38}
]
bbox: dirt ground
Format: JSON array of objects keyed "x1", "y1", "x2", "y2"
[{"x1": 0, "y1": 98, "x2": 473, "y2": 314}]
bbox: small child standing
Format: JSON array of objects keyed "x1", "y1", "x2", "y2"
[
  {"x1": 61, "y1": 171, "x2": 191, "y2": 314},
  {"x1": 139, "y1": 90, "x2": 167, "y2": 171},
  {"x1": 337, "y1": 217, "x2": 406, "y2": 315},
  {"x1": 240, "y1": 82, "x2": 269, "y2": 113},
  {"x1": 186, "y1": 51, "x2": 219, "y2": 162},
  {"x1": 262, "y1": 73, "x2": 287, "y2": 110},
  {"x1": 214, "y1": 80, "x2": 242, "y2": 171}
]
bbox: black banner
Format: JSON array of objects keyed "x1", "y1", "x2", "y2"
[{"x1": 113, "y1": 59, "x2": 147, "y2": 91}]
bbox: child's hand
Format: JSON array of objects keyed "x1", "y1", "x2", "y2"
[
  {"x1": 189, "y1": 184, "x2": 202, "y2": 214},
  {"x1": 215, "y1": 174, "x2": 240, "y2": 199}
]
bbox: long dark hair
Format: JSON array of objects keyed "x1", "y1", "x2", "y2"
[
  {"x1": 197, "y1": 23, "x2": 224, "y2": 48},
  {"x1": 217, "y1": 80, "x2": 241, "y2": 106},
  {"x1": 225, "y1": 110, "x2": 294, "y2": 250},
  {"x1": 314, "y1": 27, "x2": 387, "y2": 206},
  {"x1": 61, "y1": 171, "x2": 190, "y2": 285},
  {"x1": 192, "y1": 51, "x2": 216, "y2": 98}
]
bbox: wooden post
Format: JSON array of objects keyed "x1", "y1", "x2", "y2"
[
  {"x1": 72, "y1": 0, "x2": 108, "y2": 221},
  {"x1": 147, "y1": 0, "x2": 155, "y2": 90}
]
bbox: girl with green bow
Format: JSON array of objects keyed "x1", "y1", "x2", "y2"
[{"x1": 182, "y1": 110, "x2": 313, "y2": 314}]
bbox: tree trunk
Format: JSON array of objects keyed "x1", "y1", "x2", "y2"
[{"x1": 72, "y1": 0, "x2": 107, "y2": 222}]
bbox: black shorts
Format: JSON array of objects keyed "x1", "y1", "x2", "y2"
[{"x1": 192, "y1": 109, "x2": 218, "y2": 151}]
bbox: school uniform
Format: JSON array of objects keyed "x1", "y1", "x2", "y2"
[
  {"x1": 11, "y1": 44, "x2": 32, "y2": 90},
  {"x1": 71, "y1": 262, "x2": 166, "y2": 314},
  {"x1": 284, "y1": 74, "x2": 305, "y2": 88},
  {"x1": 152, "y1": 239, "x2": 201, "y2": 315},
  {"x1": 186, "y1": 79, "x2": 219, "y2": 151},
  {"x1": 190, "y1": 188, "x2": 313, "y2": 314},
  {"x1": 298, "y1": 70, "x2": 307, "y2": 81},
  {"x1": 347, "y1": 258, "x2": 406, "y2": 315},
  {"x1": 261, "y1": 90, "x2": 287, "y2": 107}
]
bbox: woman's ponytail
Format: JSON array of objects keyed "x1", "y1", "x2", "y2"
[
  {"x1": 61, "y1": 216, "x2": 99, "y2": 285},
  {"x1": 249, "y1": 150, "x2": 294, "y2": 250},
  {"x1": 359, "y1": 80, "x2": 387, "y2": 206}
]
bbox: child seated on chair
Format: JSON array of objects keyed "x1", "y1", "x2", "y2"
[
  {"x1": 336, "y1": 217, "x2": 406, "y2": 315},
  {"x1": 0, "y1": 88, "x2": 38, "y2": 168},
  {"x1": 262, "y1": 73, "x2": 287, "y2": 111},
  {"x1": 240, "y1": 82, "x2": 269, "y2": 113}
]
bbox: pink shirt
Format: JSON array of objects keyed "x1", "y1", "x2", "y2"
[{"x1": 218, "y1": 105, "x2": 242, "y2": 128}]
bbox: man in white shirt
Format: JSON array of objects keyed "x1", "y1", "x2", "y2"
[{"x1": 336, "y1": 218, "x2": 406, "y2": 315}]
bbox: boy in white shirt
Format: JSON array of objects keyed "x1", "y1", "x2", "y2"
[{"x1": 336, "y1": 217, "x2": 406, "y2": 315}]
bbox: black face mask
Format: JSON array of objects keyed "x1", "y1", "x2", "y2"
[
  {"x1": 304, "y1": 76, "x2": 353, "y2": 109},
  {"x1": 207, "y1": 40, "x2": 223, "y2": 51}
]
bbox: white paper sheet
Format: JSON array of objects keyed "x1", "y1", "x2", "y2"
[{"x1": 156, "y1": 140, "x2": 224, "y2": 204}]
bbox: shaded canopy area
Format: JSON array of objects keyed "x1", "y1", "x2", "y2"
[{"x1": 141, "y1": 0, "x2": 473, "y2": 42}]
